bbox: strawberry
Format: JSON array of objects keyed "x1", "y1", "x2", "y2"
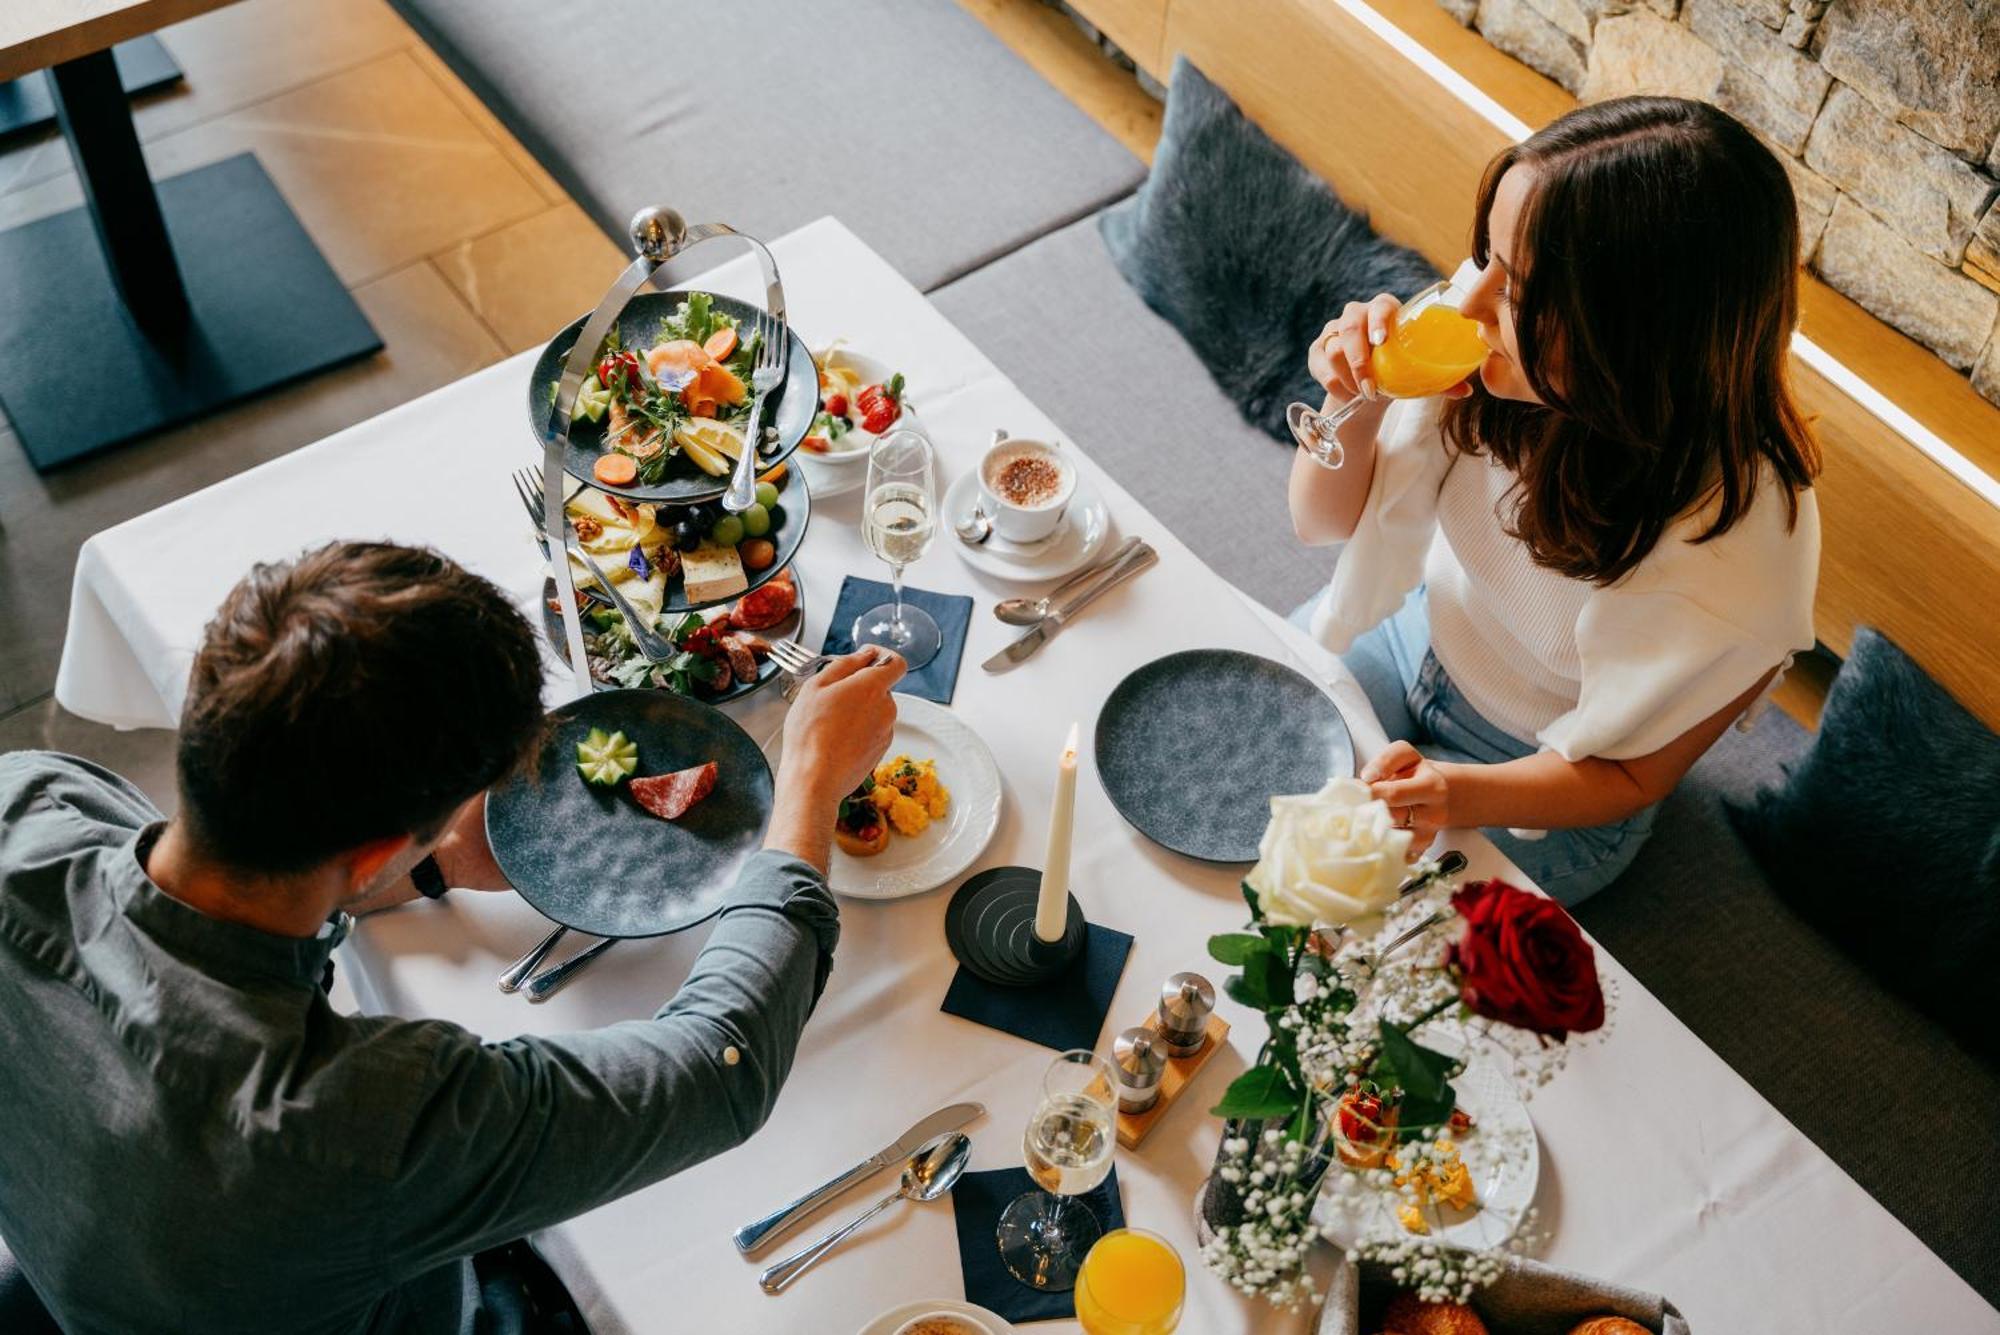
[
  {"x1": 824, "y1": 393, "x2": 849, "y2": 418},
  {"x1": 1338, "y1": 1090, "x2": 1388, "y2": 1145},
  {"x1": 856, "y1": 373, "x2": 904, "y2": 433}
]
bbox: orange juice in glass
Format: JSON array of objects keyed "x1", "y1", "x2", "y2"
[
  {"x1": 1073, "y1": 1228, "x2": 1185, "y2": 1335},
  {"x1": 1287, "y1": 278, "x2": 1489, "y2": 467}
]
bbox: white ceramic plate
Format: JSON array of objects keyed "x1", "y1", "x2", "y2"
[
  {"x1": 943, "y1": 469, "x2": 1112, "y2": 584},
  {"x1": 796, "y1": 348, "x2": 919, "y2": 499},
  {"x1": 856, "y1": 1298, "x2": 1016, "y2": 1335},
  {"x1": 773, "y1": 696, "x2": 1002, "y2": 900},
  {"x1": 1313, "y1": 1033, "x2": 1539, "y2": 1251}
]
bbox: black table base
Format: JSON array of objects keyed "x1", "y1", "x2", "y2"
[
  {"x1": 0, "y1": 38, "x2": 181, "y2": 144},
  {"x1": 0, "y1": 46, "x2": 380, "y2": 471}
]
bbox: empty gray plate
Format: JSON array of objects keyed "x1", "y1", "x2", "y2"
[
  {"x1": 1094, "y1": 649, "x2": 1355, "y2": 863},
  {"x1": 486, "y1": 689, "x2": 773, "y2": 937}
]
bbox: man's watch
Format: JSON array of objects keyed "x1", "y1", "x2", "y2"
[{"x1": 410, "y1": 854, "x2": 449, "y2": 900}]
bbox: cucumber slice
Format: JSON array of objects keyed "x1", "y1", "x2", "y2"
[
  {"x1": 575, "y1": 727, "x2": 639, "y2": 786},
  {"x1": 571, "y1": 374, "x2": 610, "y2": 423}
]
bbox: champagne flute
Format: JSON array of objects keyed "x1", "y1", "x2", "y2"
[
  {"x1": 853, "y1": 427, "x2": 941, "y2": 669},
  {"x1": 997, "y1": 1049, "x2": 1118, "y2": 1291},
  {"x1": 1286, "y1": 277, "x2": 1488, "y2": 469}
]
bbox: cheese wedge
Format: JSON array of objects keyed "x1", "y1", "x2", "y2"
[{"x1": 680, "y1": 542, "x2": 748, "y2": 605}]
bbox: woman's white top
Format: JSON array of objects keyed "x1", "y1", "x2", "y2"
[{"x1": 1306, "y1": 397, "x2": 1820, "y2": 762}]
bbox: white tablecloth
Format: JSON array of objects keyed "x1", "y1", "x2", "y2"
[{"x1": 56, "y1": 218, "x2": 1998, "y2": 1335}]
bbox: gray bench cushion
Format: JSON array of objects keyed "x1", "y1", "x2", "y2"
[
  {"x1": 932, "y1": 215, "x2": 1326, "y2": 612},
  {"x1": 391, "y1": 0, "x2": 1144, "y2": 293},
  {"x1": 1575, "y1": 708, "x2": 2000, "y2": 1307}
]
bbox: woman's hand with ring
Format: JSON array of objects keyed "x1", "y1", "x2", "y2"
[
  {"x1": 1362, "y1": 740, "x2": 1453, "y2": 858},
  {"x1": 1306, "y1": 293, "x2": 1403, "y2": 401}
]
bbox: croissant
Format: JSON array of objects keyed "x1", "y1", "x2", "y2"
[
  {"x1": 1380, "y1": 1294, "x2": 1490, "y2": 1335},
  {"x1": 1570, "y1": 1320, "x2": 1652, "y2": 1335}
]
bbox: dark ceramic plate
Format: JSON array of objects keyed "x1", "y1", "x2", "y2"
[
  {"x1": 1094, "y1": 649, "x2": 1355, "y2": 863},
  {"x1": 539, "y1": 568, "x2": 804, "y2": 704},
  {"x1": 527, "y1": 289, "x2": 818, "y2": 505},
  {"x1": 486, "y1": 689, "x2": 774, "y2": 937}
]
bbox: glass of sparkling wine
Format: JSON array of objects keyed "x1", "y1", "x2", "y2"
[
  {"x1": 854, "y1": 427, "x2": 941, "y2": 669},
  {"x1": 997, "y1": 1049, "x2": 1118, "y2": 1291}
]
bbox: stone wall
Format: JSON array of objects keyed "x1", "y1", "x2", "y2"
[{"x1": 1440, "y1": 0, "x2": 2000, "y2": 406}]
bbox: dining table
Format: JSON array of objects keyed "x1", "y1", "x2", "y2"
[{"x1": 52, "y1": 215, "x2": 2000, "y2": 1335}]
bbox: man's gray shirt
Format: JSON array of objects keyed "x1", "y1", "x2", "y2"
[{"x1": 0, "y1": 751, "x2": 840, "y2": 1333}]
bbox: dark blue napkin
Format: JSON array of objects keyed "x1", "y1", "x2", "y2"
[
  {"x1": 941, "y1": 923, "x2": 1133, "y2": 1052},
  {"x1": 821, "y1": 577, "x2": 973, "y2": 704},
  {"x1": 951, "y1": 1166, "x2": 1126, "y2": 1323}
]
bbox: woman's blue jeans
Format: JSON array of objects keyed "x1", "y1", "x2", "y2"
[{"x1": 1294, "y1": 588, "x2": 1654, "y2": 905}]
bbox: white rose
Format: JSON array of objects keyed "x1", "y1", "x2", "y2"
[{"x1": 1244, "y1": 777, "x2": 1412, "y2": 928}]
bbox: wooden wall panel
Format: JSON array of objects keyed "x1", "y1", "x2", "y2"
[
  {"x1": 1065, "y1": 0, "x2": 1170, "y2": 77},
  {"x1": 1160, "y1": 0, "x2": 2000, "y2": 727}
]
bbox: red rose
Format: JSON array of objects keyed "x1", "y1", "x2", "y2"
[{"x1": 1446, "y1": 879, "x2": 1605, "y2": 1039}]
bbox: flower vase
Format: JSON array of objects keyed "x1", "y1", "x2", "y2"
[{"x1": 1194, "y1": 1116, "x2": 1335, "y2": 1244}]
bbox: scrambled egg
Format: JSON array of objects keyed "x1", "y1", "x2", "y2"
[
  {"x1": 869, "y1": 755, "x2": 949, "y2": 836},
  {"x1": 1388, "y1": 1137, "x2": 1477, "y2": 1235}
]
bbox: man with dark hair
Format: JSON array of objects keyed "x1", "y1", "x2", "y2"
[{"x1": 0, "y1": 541, "x2": 903, "y2": 1333}]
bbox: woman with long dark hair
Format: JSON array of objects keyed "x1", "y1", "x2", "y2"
[{"x1": 1289, "y1": 96, "x2": 1821, "y2": 904}]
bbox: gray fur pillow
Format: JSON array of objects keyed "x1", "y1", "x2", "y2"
[
  {"x1": 1728, "y1": 627, "x2": 2000, "y2": 1062},
  {"x1": 1099, "y1": 57, "x2": 1440, "y2": 441}
]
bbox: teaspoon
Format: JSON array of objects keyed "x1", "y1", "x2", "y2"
[{"x1": 994, "y1": 536, "x2": 1142, "y2": 625}]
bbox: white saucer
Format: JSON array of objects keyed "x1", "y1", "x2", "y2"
[
  {"x1": 943, "y1": 469, "x2": 1111, "y2": 583},
  {"x1": 857, "y1": 1298, "x2": 1016, "y2": 1335}
]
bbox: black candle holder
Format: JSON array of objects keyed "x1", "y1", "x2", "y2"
[{"x1": 944, "y1": 865, "x2": 1087, "y2": 987}]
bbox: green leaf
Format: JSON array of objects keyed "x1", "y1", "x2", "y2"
[
  {"x1": 1207, "y1": 933, "x2": 1267, "y2": 966},
  {"x1": 1376, "y1": 1020, "x2": 1454, "y2": 1102},
  {"x1": 1210, "y1": 1066, "x2": 1302, "y2": 1120},
  {"x1": 1240, "y1": 880, "x2": 1262, "y2": 919},
  {"x1": 1224, "y1": 972, "x2": 1270, "y2": 1011}
]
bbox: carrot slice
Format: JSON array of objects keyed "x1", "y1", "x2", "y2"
[
  {"x1": 594, "y1": 453, "x2": 638, "y2": 485},
  {"x1": 703, "y1": 327, "x2": 738, "y2": 361}
]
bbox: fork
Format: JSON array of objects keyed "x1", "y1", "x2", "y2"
[
  {"x1": 510, "y1": 468, "x2": 678, "y2": 663},
  {"x1": 722, "y1": 310, "x2": 787, "y2": 514}
]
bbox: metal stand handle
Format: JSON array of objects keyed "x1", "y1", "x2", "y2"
[{"x1": 541, "y1": 209, "x2": 789, "y2": 698}]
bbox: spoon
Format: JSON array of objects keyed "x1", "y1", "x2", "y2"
[
  {"x1": 994, "y1": 536, "x2": 1143, "y2": 626},
  {"x1": 758, "y1": 1132, "x2": 971, "y2": 1294},
  {"x1": 954, "y1": 496, "x2": 994, "y2": 547},
  {"x1": 953, "y1": 428, "x2": 1009, "y2": 546}
]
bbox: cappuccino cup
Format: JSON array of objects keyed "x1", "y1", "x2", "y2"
[{"x1": 977, "y1": 434, "x2": 1075, "y2": 544}]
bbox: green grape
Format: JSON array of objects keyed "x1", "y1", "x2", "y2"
[
  {"x1": 754, "y1": 480, "x2": 780, "y2": 508},
  {"x1": 711, "y1": 515, "x2": 745, "y2": 547},
  {"x1": 740, "y1": 503, "x2": 771, "y2": 538}
]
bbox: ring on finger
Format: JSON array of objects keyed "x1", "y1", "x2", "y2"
[{"x1": 1396, "y1": 807, "x2": 1415, "y2": 830}]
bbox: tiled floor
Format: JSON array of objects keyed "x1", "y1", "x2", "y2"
[{"x1": 0, "y1": 0, "x2": 624, "y2": 739}]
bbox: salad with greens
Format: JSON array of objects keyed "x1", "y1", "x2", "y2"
[{"x1": 567, "y1": 293, "x2": 769, "y2": 488}]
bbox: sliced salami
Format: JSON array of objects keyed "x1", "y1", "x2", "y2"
[{"x1": 629, "y1": 761, "x2": 718, "y2": 821}]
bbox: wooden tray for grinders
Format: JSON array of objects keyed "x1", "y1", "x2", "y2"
[{"x1": 1098, "y1": 1011, "x2": 1232, "y2": 1150}]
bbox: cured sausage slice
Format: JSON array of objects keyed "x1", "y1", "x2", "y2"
[{"x1": 630, "y1": 761, "x2": 718, "y2": 821}]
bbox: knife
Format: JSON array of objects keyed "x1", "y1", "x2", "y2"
[
  {"x1": 982, "y1": 541, "x2": 1158, "y2": 671},
  {"x1": 731, "y1": 1101, "x2": 983, "y2": 1254}
]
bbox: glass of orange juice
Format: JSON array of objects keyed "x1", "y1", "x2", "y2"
[
  {"x1": 1073, "y1": 1228, "x2": 1185, "y2": 1335},
  {"x1": 1287, "y1": 278, "x2": 1490, "y2": 468}
]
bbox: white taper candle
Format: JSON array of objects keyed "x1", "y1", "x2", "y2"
[{"x1": 1034, "y1": 721, "x2": 1080, "y2": 943}]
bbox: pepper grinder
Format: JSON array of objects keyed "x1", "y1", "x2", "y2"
[
  {"x1": 1111, "y1": 1027, "x2": 1167, "y2": 1114},
  {"x1": 1157, "y1": 972, "x2": 1216, "y2": 1058}
]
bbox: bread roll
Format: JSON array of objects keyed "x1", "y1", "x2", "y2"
[
  {"x1": 1380, "y1": 1293, "x2": 1489, "y2": 1335},
  {"x1": 1570, "y1": 1320, "x2": 1651, "y2": 1335}
]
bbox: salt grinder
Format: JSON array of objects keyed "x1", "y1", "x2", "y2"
[
  {"x1": 1112, "y1": 1027, "x2": 1167, "y2": 1114},
  {"x1": 1157, "y1": 972, "x2": 1216, "y2": 1058}
]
